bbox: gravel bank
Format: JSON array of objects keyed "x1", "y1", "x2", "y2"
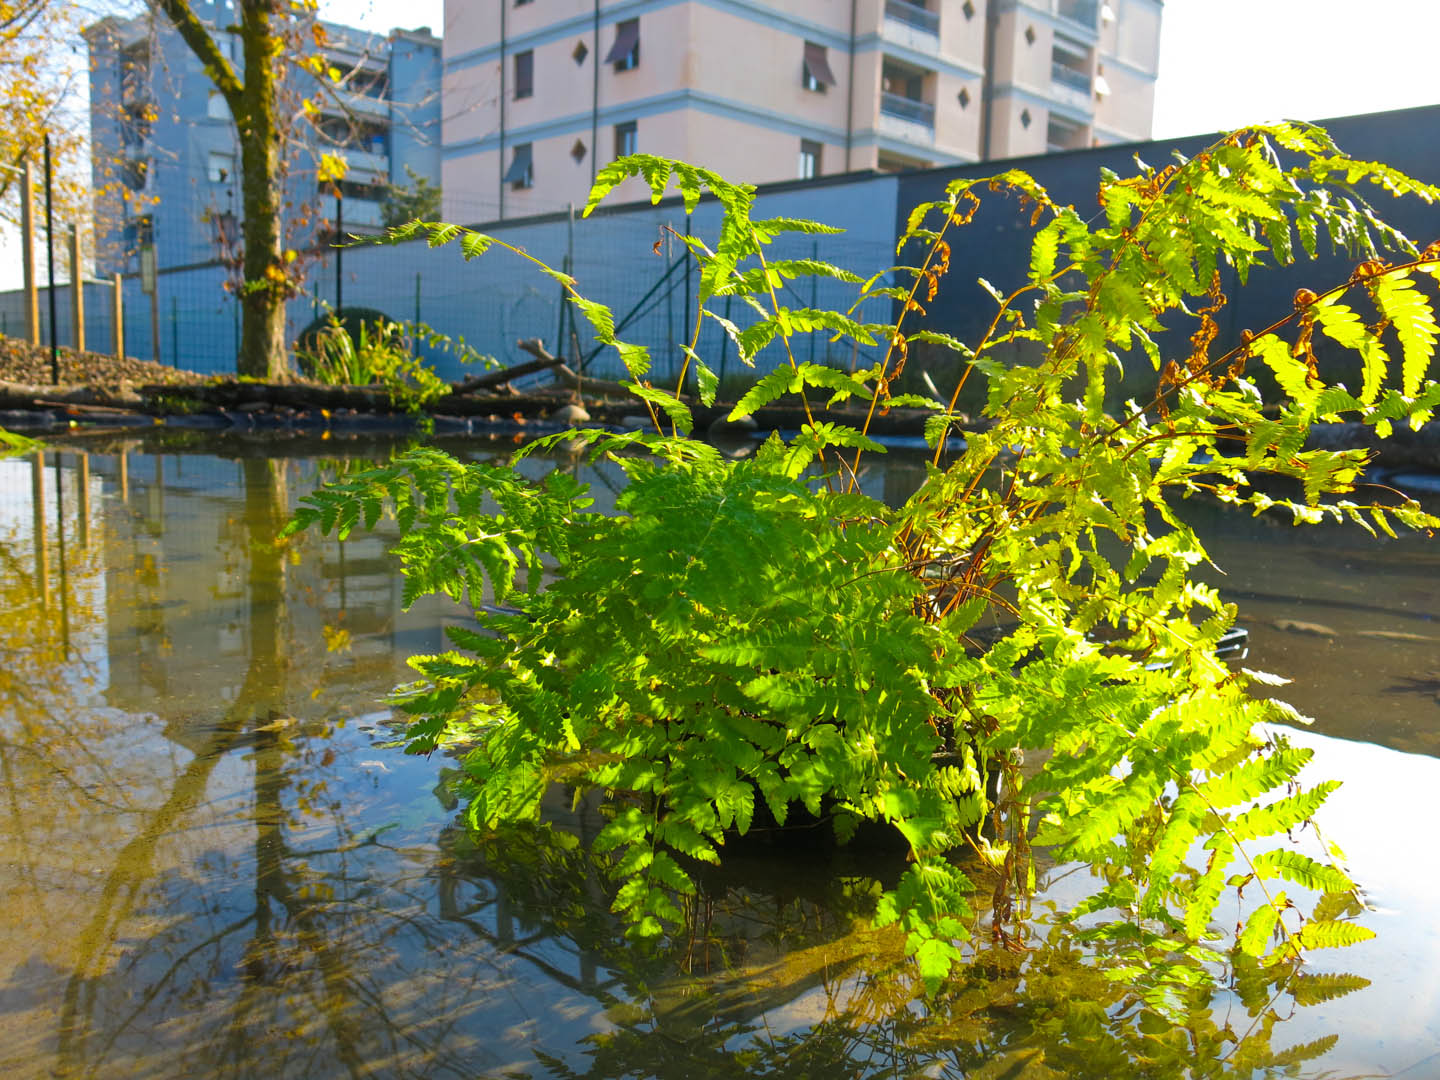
[{"x1": 0, "y1": 336, "x2": 209, "y2": 389}]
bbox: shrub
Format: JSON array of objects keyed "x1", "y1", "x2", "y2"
[
  {"x1": 287, "y1": 127, "x2": 1440, "y2": 995},
  {"x1": 295, "y1": 314, "x2": 494, "y2": 410}
]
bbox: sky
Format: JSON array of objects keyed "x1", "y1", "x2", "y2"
[{"x1": 1150, "y1": 0, "x2": 1440, "y2": 138}]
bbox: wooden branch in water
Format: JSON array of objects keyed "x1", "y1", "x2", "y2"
[{"x1": 451, "y1": 344, "x2": 563, "y2": 394}]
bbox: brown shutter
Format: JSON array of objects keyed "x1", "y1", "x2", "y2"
[
  {"x1": 802, "y1": 42, "x2": 837, "y2": 87},
  {"x1": 605, "y1": 20, "x2": 640, "y2": 64}
]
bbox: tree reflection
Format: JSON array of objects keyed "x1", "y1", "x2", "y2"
[{"x1": 0, "y1": 452, "x2": 484, "y2": 1077}]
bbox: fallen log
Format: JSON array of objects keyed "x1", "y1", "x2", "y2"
[
  {"x1": 451, "y1": 349, "x2": 562, "y2": 394},
  {"x1": 0, "y1": 380, "x2": 145, "y2": 410},
  {"x1": 130, "y1": 380, "x2": 574, "y2": 417},
  {"x1": 550, "y1": 363, "x2": 651, "y2": 402}
]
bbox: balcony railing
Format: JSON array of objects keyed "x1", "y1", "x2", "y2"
[
  {"x1": 885, "y1": 0, "x2": 939, "y2": 34},
  {"x1": 880, "y1": 91, "x2": 934, "y2": 127},
  {"x1": 1053, "y1": 0, "x2": 1099, "y2": 28},
  {"x1": 1050, "y1": 63, "x2": 1091, "y2": 94}
]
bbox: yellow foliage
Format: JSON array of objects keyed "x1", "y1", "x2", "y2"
[
  {"x1": 0, "y1": 1, "x2": 89, "y2": 229},
  {"x1": 317, "y1": 153, "x2": 349, "y2": 184}
]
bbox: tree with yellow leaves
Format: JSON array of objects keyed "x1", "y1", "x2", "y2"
[{"x1": 0, "y1": 1, "x2": 89, "y2": 232}]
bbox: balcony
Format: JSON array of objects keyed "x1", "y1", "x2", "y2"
[
  {"x1": 1053, "y1": 0, "x2": 1099, "y2": 29},
  {"x1": 320, "y1": 90, "x2": 391, "y2": 123},
  {"x1": 878, "y1": 92, "x2": 935, "y2": 145},
  {"x1": 880, "y1": 92, "x2": 934, "y2": 127},
  {"x1": 336, "y1": 147, "x2": 391, "y2": 178},
  {"x1": 1050, "y1": 62, "x2": 1091, "y2": 94},
  {"x1": 885, "y1": 0, "x2": 938, "y2": 33},
  {"x1": 1046, "y1": 115, "x2": 1088, "y2": 152},
  {"x1": 339, "y1": 197, "x2": 384, "y2": 230},
  {"x1": 883, "y1": 0, "x2": 940, "y2": 54}
]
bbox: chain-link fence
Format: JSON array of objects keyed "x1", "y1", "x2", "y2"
[{"x1": 2, "y1": 171, "x2": 906, "y2": 384}]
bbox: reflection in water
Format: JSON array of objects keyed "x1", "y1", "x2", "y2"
[{"x1": 0, "y1": 439, "x2": 1433, "y2": 1078}]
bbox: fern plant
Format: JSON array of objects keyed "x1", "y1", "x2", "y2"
[{"x1": 286, "y1": 127, "x2": 1440, "y2": 995}]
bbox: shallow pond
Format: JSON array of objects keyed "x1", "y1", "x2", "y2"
[{"x1": 0, "y1": 434, "x2": 1436, "y2": 1079}]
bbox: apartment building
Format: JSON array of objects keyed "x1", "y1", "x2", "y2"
[
  {"x1": 440, "y1": 0, "x2": 1161, "y2": 222},
  {"x1": 85, "y1": 2, "x2": 442, "y2": 275}
]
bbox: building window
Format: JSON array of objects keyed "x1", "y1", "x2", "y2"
[
  {"x1": 606, "y1": 18, "x2": 639, "y2": 72},
  {"x1": 504, "y1": 142, "x2": 534, "y2": 189},
  {"x1": 206, "y1": 90, "x2": 230, "y2": 121},
  {"x1": 121, "y1": 157, "x2": 150, "y2": 191},
  {"x1": 614, "y1": 121, "x2": 637, "y2": 160},
  {"x1": 207, "y1": 150, "x2": 235, "y2": 183},
  {"x1": 121, "y1": 102, "x2": 153, "y2": 146},
  {"x1": 516, "y1": 0, "x2": 534, "y2": 5},
  {"x1": 801, "y1": 42, "x2": 836, "y2": 93},
  {"x1": 798, "y1": 140, "x2": 822, "y2": 180},
  {"x1": 123, "y1": 213, "x2": 154, "y2": 253},
  {"x1": 514, "y1": 50, "x2": 533, "y2": 99}
]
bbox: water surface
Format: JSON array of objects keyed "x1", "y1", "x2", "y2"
[{"x1": 0, "y1": 435, "x2": 1436, "y2": 1078}]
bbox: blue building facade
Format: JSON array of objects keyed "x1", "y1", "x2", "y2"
[{"x1": 84, "y1": 3, "x2": 442, "y2": 278}]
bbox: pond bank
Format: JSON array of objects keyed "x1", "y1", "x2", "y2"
[{"x1": 4, "y1": 335, "x2": 1440, "y2": 465}]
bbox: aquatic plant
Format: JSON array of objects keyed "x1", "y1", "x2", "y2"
[
  {"x1": 0, "y1": 427, "x2": 39, "y2": 455},
  {"x1": 287, "y1": 127, "x2": 1440, "y2": 997}
]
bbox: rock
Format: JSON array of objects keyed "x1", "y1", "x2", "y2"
[
  {"x1": 551, "y1": 403, "x2": 591, "y2": 426},
  {"x1": 554, "y1": 436, "x2": 589, "y2": 457},
  {"x1": 1272, "y1": 618, "x2": 1337, "y2": 638},
  {"x1": 616, "y1": 414, "x2": 652, "y2": 432}
]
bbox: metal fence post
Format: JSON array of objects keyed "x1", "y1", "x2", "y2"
[
  {"x1": 335, "y1": 192, "x2": 343, "y2": 312},
  {"x1": 112, "y1": 273, "x2": 124, "y2": 358},
  {"x1": 68, "y1": 224, "x2": 85, "y2": 354},
  {"x1": 21, "y1": 160, "x2": 39, "y2": 346},
  {"x1": 44, "y1": 135, "x2": 59, "y2": 384}
]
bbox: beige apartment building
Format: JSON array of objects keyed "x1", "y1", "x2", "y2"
[{"x1": 440, "y1": 0, "x2": 1162, "y2": 221}]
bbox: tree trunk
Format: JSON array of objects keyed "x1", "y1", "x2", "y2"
[
  {"x1": 236, "y1": 2, "x2": 289, "y2": 381},
  {"x1": 152, "y1": 0, "x2": 292, "y2": 380}
]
